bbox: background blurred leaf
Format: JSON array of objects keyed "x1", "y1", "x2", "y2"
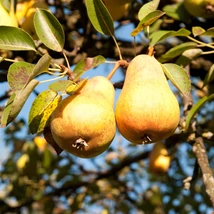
[
  {"x1": 163, "y1": 2, "x2": 191, "y2": 22},
  {"x1": 34, "y1": 9, "x2": 65, "y2": 52},
  {"x1": 203, "y1": 64, "x2": 214, "y2": 87},
  {"x1": 185, "y1": 94, "x2": 214, "y2": 131}
]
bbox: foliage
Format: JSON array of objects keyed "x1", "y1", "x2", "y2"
[{"x1": 0, "y1": 0, "x2": 214, "y2": 213}]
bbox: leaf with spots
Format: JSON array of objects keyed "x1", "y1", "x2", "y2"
[
  {"x1": 28, "y1": 89, "x2": 62, "y2": 134},
  {"x1": 8, "y1": 62, "x2": 35, "y2": 92},
  {"x1": 131, "y1": 10, "x2": 165, "y2": 37}
]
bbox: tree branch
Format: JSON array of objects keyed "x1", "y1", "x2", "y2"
[
  {"x1": 0, "y1": 150, "x2": 150, "y2": 213},
  {"x1": 193, "y1": 137, "x2": 214, "y2": 207}
]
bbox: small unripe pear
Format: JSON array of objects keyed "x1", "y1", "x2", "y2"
[
  {"x1": 116, "y1": 55, "x2": 180, "y2": 144},
  {"x1": 50, "y1": 76, "x2": 116, "y2": 158}
]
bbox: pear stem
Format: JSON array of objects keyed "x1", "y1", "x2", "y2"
[
  {"x1": 142, "y1": 135, "x2": 153, "y2": 144},
  {"x1": 147, "y1": 46, "x2": 155, "y2": 56},
  {"x1": 106, "y1": 60, "x2": 129, "y2": 80}
]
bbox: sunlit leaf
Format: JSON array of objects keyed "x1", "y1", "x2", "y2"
[
  {"x1": 28, "y1": 89, "x2": 62, "y2": 134},
  {"x1": 73, "y1": 55, "x2": 106, "y2": 80},
  {"x1": 176, "y1": 48, "x2": 202, "y2": 67},
  {"x1": 85, "y1": 0, "x2": 114, "y2": 36},
  {"x1": 8, "y1": 62, "x2": 35, "y2": 91},
  {"x1": 49, "y1": 80, "x2": 76, "y2": 93},
  {"x1": 185, "y1": 94, "x2": 214, "y2": 131},
  {"x1": 192, "y1": 26, "x2": 205, "y2": 37},
  {"x1": 0, "y1": 26, "x2": 36, "y2": 51},
  {"x1": 202, "y1": 27, "x2": 214, "y2": 37},
  {"x1": 203, "y1": 64, "x2": 214, "y2": 87},
  {"x1": 131, "y1": 10, "x2": 165, "y2": 37},
  {"x1": 138, "y1": 0, "x2": 160, "y2": 20},
  {"x1": 34, "y1": 9, "x2": 65, "y2": 52},
  {"x1": 159, "y1": 42, "x2": 197, "y2": 63},
  {"x1": 150, "y1": 28, "x2": 191, "y2": 46},
  {"x1": 161, "y1": 63, "x2": 191, "y2": 95},
  {"x1": 66, "y1": 78, "x2": 88, "y2": 95}
]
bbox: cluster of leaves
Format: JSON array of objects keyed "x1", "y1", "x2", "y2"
[{"x1": 0, "y1": 0, "x2": 214, "y2": 213}]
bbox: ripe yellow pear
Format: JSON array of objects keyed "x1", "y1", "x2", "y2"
[
  {"x1": 149, "y1": 141, "x2": 171, "y2": 174},
  {"x1": 102, "y1": 0, "x2": 132, "y2": 20},
  {"x1": 116, "y1": 54, "x2": 180, "y2": 144},
  {"x1": 16, "y1": 0, "x2": 48, "y2": 38},
  {"x1": 184, "y1": 0, "x2": 214, "y2": 19},
  {"x1": 50, "y1": 76, "x2": 116, "y2": 158},
  {"x1": 0, "y1": 1, "x2": 18, "y2": 27}
]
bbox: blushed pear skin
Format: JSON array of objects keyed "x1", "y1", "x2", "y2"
[
  {"x1": 115, "y1": 55, "x2": 180, "y2": 144},
  {"x1": 50, "y1": 76, "x2": 116, "y2": 158}
]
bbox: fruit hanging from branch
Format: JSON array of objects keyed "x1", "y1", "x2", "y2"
[
  {"x1": 115, "y1": 54, "x2": 180, "y2": 144},
  {"x1": 50, "y1": 76, "x2": 116, "y2": 158}
]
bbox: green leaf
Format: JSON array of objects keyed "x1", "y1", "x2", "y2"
[
  {"x1": 28, "y1": 89, "x2": 62, "y2": 134},
  {"x1": 192, "y1": 26, "x2": 205, "y2": 37},
  {"x1": 163, "y1": 2, "x2": 191, "y2": 22},
  {"x1": 0, "y1": 26, "x2": 36, "y2": 51},
  {"x1": 1, "y1": 79, "x2": 39, "y2": 126},
  {"x1": 85, "y1": 0, "x2": 114, "y2": 36},
  {"x1": 131, "y1": 10, "x2": 165, "y2": 37},
  {"x1": 34, "y1": 9, "x2": 65, "y2": 52},
  {"x1": 202, "y1": 27, "x2": 214, "y2": 37},
  {"x1": 0, "y1": 93, "x2": 16, "y2": 127},
  {"x1": 27, "y1": 54, "x2": 52, "y2": 86},
  {"x1": 150, "y1": 28, "x2": 191, "y2": 46},
  {"x1": 49, "y1": 80, "x2": 76, "y2": 93},
  {"x1": 8, "y1": 62, "x2": 35, "y2": 91},
  {"x1": 138, "y1": 0, "x2": 160, "y2": 20},
  {"x1": 203, "y1": 64, "x2": 214, "y2": 87},
  {"x1": 176, "y1": 48, "x2": 202, "y2": 67},
  {"x1": 185, "y1": 94, "x2": 214, "y2": 131},
  {"x1": 73, "y1": 55, "x2": 106, "y2": 80},
  {"x1": 161, "y1": 63, "x2": 191, "y2": 95},
  {"x1": 159, "y1": 42, "x2": 197, "y2": 63}
]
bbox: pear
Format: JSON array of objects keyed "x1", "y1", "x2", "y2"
[
  {"x1": 149, "y1": 141, "x2": 171, "y2": 174},
  {"x1": 115, "y1": 54, "x2": 180, "y2": 144},
  {"x1": 184, "y1": 0, "x2": 214, "y2": 19},
  {"x1": 102, "y1": 0, "x2": 132, "y2": 20},
  {"x1": 50, "y1": 76, "x2": 116, "y2": 158}
]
